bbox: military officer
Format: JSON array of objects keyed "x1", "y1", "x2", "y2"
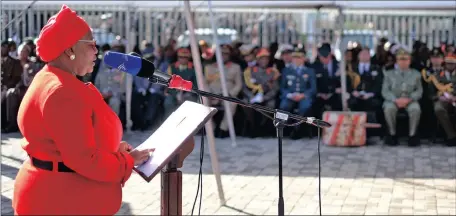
[
  {"x1": 273, "y1": 44, "x2": 294, "y2": 73},
  {"x1": 242, "y1": 48, "x2": 280, "y2": 137},
  {"x1": 239, "y1": 44, "x2": 258, "y2": 71},
  {"x1": 164, "y1": 47, "x2": 198, "y2": 117},
  {"x1": 279, "y1": 48, "x2": 316, "y2": 139},
  {"x1": 382, "y1": 48, "x2": 423, "y2": 146},
  {"x1": 279, "y1": 47, "x2": 316, "y2": 115},
  {"x1": 243, "y1": 48, "x2": 280, "y2": 107},
  {"x1": 204, "y1": 44, "x2": 243, "y2": 137},
  {"x1": 420, "y1": 47, "x2": 445, "y2": 137},
  {"x1": 430, "y1": 53, "x2": 456, "y2": 146}
]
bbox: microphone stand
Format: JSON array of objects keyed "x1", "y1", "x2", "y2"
[{"x1": 149, "y1": 77, "x2": 331, "y2": 216}]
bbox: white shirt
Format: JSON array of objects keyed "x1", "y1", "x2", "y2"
[{"x1": 358, "y1": 62, "x2": 370, "y2": 75}]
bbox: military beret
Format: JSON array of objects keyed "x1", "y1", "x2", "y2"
[{"x1": 430, "y1": 47, "x2": 444, "y2": 58}]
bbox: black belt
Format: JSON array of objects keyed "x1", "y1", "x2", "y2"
[{"x1": 30, "y1": 157, "x2": 75, "y2": 173}]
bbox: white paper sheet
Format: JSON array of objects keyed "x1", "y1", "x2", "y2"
[{"x1": 134, "y1": 101, "x2": 216, "y2": 179}]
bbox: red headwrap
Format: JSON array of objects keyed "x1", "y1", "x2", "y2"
[{"x1": 36, "y1": 5, "x2": 90, "y2": 62}]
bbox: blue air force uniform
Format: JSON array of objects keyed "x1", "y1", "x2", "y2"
[{"x1": 279, "y1": 48, "x2": 317, "y2": 116}]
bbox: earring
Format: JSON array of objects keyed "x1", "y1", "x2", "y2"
[{"x1": 70, "y1": 55, "x2": 76, "y2": 60}]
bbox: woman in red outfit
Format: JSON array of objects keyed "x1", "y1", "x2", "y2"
[{"x1": 13, "y1": 5, "x2": 153, "y2": 215}]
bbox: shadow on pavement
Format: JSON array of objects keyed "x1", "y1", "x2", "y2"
[{"x1": 2, "y1": 131, "x2": 455, "y2": 181}]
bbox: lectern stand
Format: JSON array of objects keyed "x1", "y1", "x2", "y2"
[
  {"x1": 161, "y1": 155, "x2": 182, "y2": 215},
  {"x1": 132, "y1": 101, "x2": 217, "y2": 216}
]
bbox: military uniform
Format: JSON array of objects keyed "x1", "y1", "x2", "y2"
[
  {"x1": 204, "y1": 45, "x2": 243, "y2": 132},
  {"x1": 420, "y1": 47, "x2": 445, "y2": 137},
  {"x1": 164, "y1": 47, "x2": 198, "y2": 117},
  {"x1": 239, "y1": 44, "x2": 258, "y2": 71},
  {"x1": 242, "y1": 48, "x2": 280, "y2": 137},
  {"x1": 382, "y1": 48, "x2": 422, "y2": 145},
  {"x1": 243, "y1": 48, "x2": 280, "y2": 108},
  {"x1": 279, "y1": 48, "x2": 316, "y2": 116},
  {"x1": 274, "y1": 44, "x2": 294, "y2": 73},
  {"x1": 429, "y1": 54, "x2": 456, "y2": 145}
]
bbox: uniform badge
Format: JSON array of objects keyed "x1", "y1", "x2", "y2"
[
  {"x1": 250, "y1": 78, "x2": 257, "y2": 84},
  {"x1": 288, "y1": 80, "x2": 293, "y2": 86},
  {"x1": 316, "y1": 73, "x2": 322, "y2": 78},
  {"x1": 371, "y1": 71, "x2": 378, "y2": 76}
]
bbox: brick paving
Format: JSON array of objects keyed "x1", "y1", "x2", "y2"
[{"x1": 1, "y1": 131, "x2": 455, "y2": 215}]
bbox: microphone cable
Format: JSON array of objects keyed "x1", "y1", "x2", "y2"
[{"x1": 191, "y1": 94, "x2": 205, "y2": 216}]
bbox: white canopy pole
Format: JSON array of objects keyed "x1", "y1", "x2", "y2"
[
  {"x1": 125, "y1": 6, "x2": 134, "y2": 132},
  {"x1": 207, "y1": 0, "x2": 237, "y2": 147},
  {"x1": 183, "y1": 0, "x2": 226, "y2": 206},
  {"x1": 337, "y1": 6, "x2": 349, "y2": 111}
]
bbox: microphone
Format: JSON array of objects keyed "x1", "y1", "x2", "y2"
[{"x1": 102, "y1": 51, "x2": 193, "y2": 91}]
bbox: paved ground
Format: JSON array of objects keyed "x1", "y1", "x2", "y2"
[{"x1": 1, "y1": 131, "x2": 455, "y2": 215}]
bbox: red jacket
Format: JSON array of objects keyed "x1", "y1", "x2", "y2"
[{"x1": 13, "y1": 65, "x2": 134, "y2": 215}]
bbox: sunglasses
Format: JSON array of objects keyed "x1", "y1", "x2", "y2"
[{"x1": 397, "y1": 58, "x2": 410, "y2": 61}]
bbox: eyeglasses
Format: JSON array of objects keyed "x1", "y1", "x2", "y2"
[
  {"x1": 78, "y1": 39, "x2": 97, "y2": 47},
  {"x1": 78, "y1": 39, "x2": 97, "y2": 50}
]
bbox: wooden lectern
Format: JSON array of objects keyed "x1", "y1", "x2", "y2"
[
  {"x1": 132, "y1": 101, "x2": 217, "y2": 216},
  {"x1": 161, "y1": 137, "x2": 194, "y2": 215}
]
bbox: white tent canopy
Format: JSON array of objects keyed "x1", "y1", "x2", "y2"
[{"x1": 3, "y1": 1, "x2": 455, "y2": 9}]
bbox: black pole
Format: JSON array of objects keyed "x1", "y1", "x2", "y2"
[{"x1": 274, "y1": 114, "x2": 286, "y2": 216}]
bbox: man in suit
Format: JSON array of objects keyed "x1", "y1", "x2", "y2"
[
  {"x1": 349, "y1": 47, "x2": 383, "y2": 112},
  {"x1": 430, "y1": 53, "x2": 456, "y2": 146},
  {"x1": 164, "y1": 47, "x2": 198, "y2": 117},
  {"x1": 312, "y1": 43, "x2": 349, "y2": 116},
  {"x1": 382, "y1": 48, "x2": 423, "y2": 146},
  {"x1": 205, "y1": 44, "x2": 243, "y2": 137}
]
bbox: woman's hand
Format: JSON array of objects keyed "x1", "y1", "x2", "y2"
[
  {"x1": 118, "y1": 141, "x2": 133, "y2": 152},
  {"x1": 129, "y1": 148, "x2": 155, "y2": 166}
]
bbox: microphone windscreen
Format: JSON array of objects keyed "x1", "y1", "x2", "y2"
[{"x1": 103, "y1": 51, "x2": 142, "y2": 76}]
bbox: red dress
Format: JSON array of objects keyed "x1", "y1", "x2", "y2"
[{"x1": 13, "y1": 65, "x2": 134, "y2": 215}]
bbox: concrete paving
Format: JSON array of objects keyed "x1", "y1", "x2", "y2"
[{"x1": 1, "y1": 131, "x2": 455, "y2": 215}]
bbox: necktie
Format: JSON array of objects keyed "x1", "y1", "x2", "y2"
[{"x1": 324, "y1": 65, "x2": 330, "y2": 76}]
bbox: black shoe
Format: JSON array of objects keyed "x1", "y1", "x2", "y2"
[
  {"x1": 384, "y1": 135, "x2": 398, "y2": 146},
  {"x1": 446, "y1": 137, "x2": 456, "y2": 147},
  {"x1": 408, "y1": 136, "x2": 420, "y2": 146}
]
